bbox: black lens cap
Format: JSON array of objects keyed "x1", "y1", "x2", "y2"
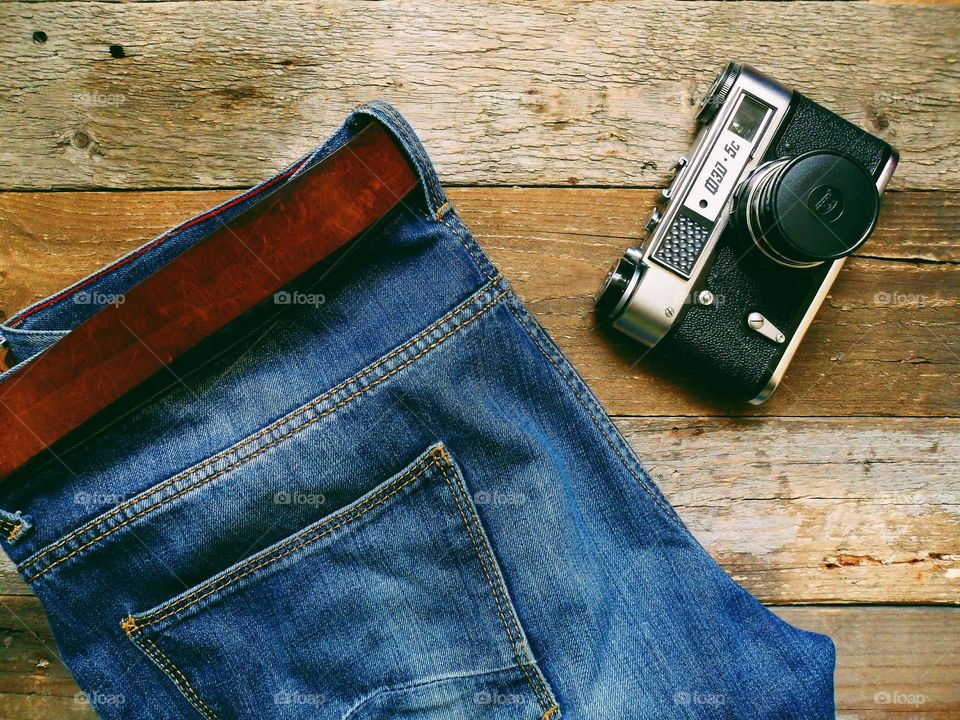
[
  {"x1": 771, "y1": 151, "x2": 880, "y2": 262},
  {"x1": 596, "y1": 257, "x2": 638, "y2": 320}
]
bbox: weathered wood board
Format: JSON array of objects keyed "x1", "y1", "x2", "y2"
[
  {"x1": 1, "y1": 0, "x2": 958, "y2": 716},
  {"x1": 2, "y1": 188, "x2": 957, "y2": 416},
  {"x1": 0, "y1": 2, "x2": 957, "y2": 190},
  {"x1": 1, "y1": 596, "x2": 955, "y2": 719},
  {"x1": 1, "y1": 415, "x2": 956, "y2": 603}
]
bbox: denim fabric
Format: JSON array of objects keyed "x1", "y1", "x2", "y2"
[{"x1": 0, "y1": 104, "x2": 835, "y2": 720}]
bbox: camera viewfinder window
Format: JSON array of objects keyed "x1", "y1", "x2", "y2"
[{"x1": 728, "y1": 96, "x2": 769, "y2": 142}]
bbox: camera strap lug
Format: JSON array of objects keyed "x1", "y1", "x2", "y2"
[
  {"x1": 644, "y1": 207, "x2": 663, "y2": 233},
  {"x1": 661, "y1": 157, "x2": 689, "y2": 201}
]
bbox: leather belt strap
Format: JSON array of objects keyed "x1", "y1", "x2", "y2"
[{"x1": 0, "y1": 121, "x2": 418, "y2": 481}]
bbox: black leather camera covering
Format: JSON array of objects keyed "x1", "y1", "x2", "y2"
[
  {"x1": 774, "y1": 94, "x2": 889, "y2": 176},
  {"x1": 655, "y1": 93, "x2": 893, "y2": 401}
]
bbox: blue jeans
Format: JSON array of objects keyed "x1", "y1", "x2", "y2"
[{"x1": 0, "y1": 104, "x2": 835, "y2": 719}]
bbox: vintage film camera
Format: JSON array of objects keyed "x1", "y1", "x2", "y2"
[{"x1": 596, "y1": 63, "x2": 898, "y2": 403}]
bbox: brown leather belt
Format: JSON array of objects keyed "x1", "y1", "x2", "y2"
[{"x1": 0, "y1": 121, "x2": 419, "y2": 481}]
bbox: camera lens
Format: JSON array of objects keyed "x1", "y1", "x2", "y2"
[
  {"x1": 736, "y1": 151, "x2": 880, "y2": 266},
  {"x1": 596, "y1": 256, "x2": 639, "y2": 320}
]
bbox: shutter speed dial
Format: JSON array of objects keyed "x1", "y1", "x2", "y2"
[{"x1": 697, "y1": 63, "x2": 740, "y2": 125}]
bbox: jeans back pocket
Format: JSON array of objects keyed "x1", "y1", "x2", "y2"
[{"x1": 121, "y1": 444, "x2": 559, "y2": 720}]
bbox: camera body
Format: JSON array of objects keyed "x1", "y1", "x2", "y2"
[{"x1": 596, "y1": 63, "x2": 898, "y2": 403}]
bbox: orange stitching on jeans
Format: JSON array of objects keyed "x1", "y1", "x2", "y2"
[
  {"x1": 438, "y1": 451, "x2": 555, "y2": 705},
  {"x1": 124, "y1": 621, "x2": 219, "y2": 720},
  {"x1": 441, "y1": 216, "x2": 495, "y2": 283},
  {"x1": 121, "y1": 446, "x2": 556, "y2": 717},
  {"x1": 436, "y1": 450, "x2": 555, "y2": 710},
  {"x1": 136, "y1": 452, "x2": 439, "y2": 627},
  {"x1": 434, "y1": 453, "x2": 553, "y2": 714},
  {"x1": 7, "y1": 523, "x2": 23, "y2": 542},
  {"x1": 25, "y1": 294, "x2": 505, "y2": 583},
  {"x1": 140, "y1": 635, "x2": 218, "y2": 720},
  {"x1": 542, "y1": 705, "x2": 560, "y2": 719},
  {"x1": 370, "y1": 104, "x2": 440, "y2": 208},
  {"x1": 504, "y1": 302, "x2": 685, "y2": 531},
  {"x1": 19, "y1": 280, "x2": 496, "y2": 574},
  {"x1": 434, "y1": 201, "x2": 451, "y2": 220},
  {"x1": 377, "y1": 105, "x2": 445, "y2": 209},
  {"x1": 433, "y1": 456, "x2": 545, "y2": 708},
  {"x1": 21, "y1": 285, "x2": 502, "y2": 579}
]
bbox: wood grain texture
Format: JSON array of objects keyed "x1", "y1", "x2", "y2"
[
  {"x1": 775, "y1": 606, "x2": 960, "y2": 719},
  {"x1": 2, "y1": 188, "x2": 957, "y2": 417},
  {"x1": 0, "y1": 596, "x2": 98, "y2": 720},
  {"x1": 463, "y1": 187, "x2": 960, "y2": 416},
  {"x1": 0, "y1": 1, "x2": 957, "y2": 190},
  {"x1": 624, "y1": 417, "x2": 960, "y2": 605},
  {"x1": 1, "y1": 596, "x2": 956, "y2": 719},
  {"x1": 0, "y1": 416, "x2": 955, "y2": 602},
  {"x1": 0, "y1": 0, "x2": 957, "y2": 715}
]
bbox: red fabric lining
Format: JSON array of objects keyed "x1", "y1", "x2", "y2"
[{"x1": 7, "y1": 159, "x2": 308, "y2": 328}]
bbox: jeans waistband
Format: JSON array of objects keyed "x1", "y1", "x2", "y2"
[
  {"x1": 0, "y1": 101, "x2": 458, "y2": 367},
  {"x1": 0, "y1": 101, "x2": 499, "y2": 557}
]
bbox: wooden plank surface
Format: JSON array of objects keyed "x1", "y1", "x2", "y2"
[
  {"x1": 2, "y1": 188, "x2": 957, "y2": 416},
  {"x1": 624, "y1": 417, "x2": 960, "y2": 605},
  {"x1": 1, "y1": 1, "x2": 957, "y2": 190},
  {"x1": 776, "y1": 606, "x2": 960, "y2": 720},
  {"x1": 466, "y1": 188, "x2": 960, "y2": 417},
  {"x1": 1, "y1": 0, "x2": 958, "y2": 717},
  {"x1": 0, "y1": 190, "x2": 957, "y2": 710},
  {"x1": 1, "y1": 595, "x2": 955, "y2": 720},
  {"x1": 0, "y1": 415, "x2": 956, "y2": 603}
]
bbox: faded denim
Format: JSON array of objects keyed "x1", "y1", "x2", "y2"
[{"x1": 0, "y1": 104, "x2": 835, "y2": 719}]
